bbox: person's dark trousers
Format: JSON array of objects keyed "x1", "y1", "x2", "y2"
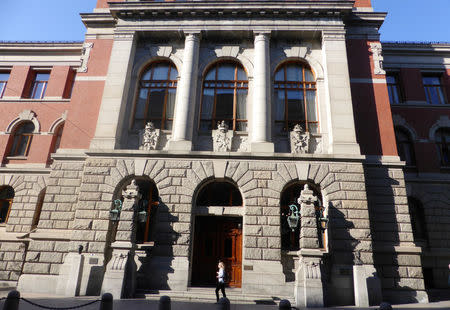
[{"x1": 215, "y1": 282, "x2": 226, "y2": 302}]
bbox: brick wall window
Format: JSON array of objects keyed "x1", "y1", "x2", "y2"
[
  {"x1": 435, "y1": 127, "x2": 450, "y2": 166},
  {"x1": 9, "y1": 122, "x2": 35, "y2": 157},
  {"x1": 423, "y1": 75, "x2": 447, "y2": 105},
  {"x1": 29, "y1": 71, "x2": 50, "y2": 99},
  {"x1": 274, "y1": 62, "x2": 318, "y2": 133},
  {"x1": 394, "y1": 127, "x2": 416, "y2": 166},
  {"x1": 132, "y1": 62, "x2": 178, "y2": 131},
  {"x1": 386, "y1": 73, "x2": 403, "y2": 104},
  {"x1": 0, "y1": 186, "x2": 14, "y2": 224},
  {"x1": 407, "y1": 197, "x2": 428, "y2": 244},
  {"x1": 0, "y1": 72, "x2": 10, "y2": 98},
  {"x1": 200, "y1": 61, "x2": 248, "y2": 131}
]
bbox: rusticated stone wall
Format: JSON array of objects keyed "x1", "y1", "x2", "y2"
[{"x1": 0, "y1": 241, "x2": 27, "y2": 283}]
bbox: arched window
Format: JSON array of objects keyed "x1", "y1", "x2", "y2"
[
  {"x1": 200, "y1": 62, "x2": 248, "y2": 131},
  {"x1": 274, "y1": 62, "x2": 318, "y2": 133},
  {"x1": 0, "y1": 186, "x2": 14, "y2": 224},
  {"x1": 280, "y1": 183, "x2": 324, "y2": 250},
  {"x1": 435, "y1": 127, "x2": 450, "y2": 166},
  {"x1": 197, "y1": 181, "x2": 242, "y2": 207},
  {"x1": 407, "y1": 197, "x2": 428, "y2": 243},
  {"x1": 395, "y1": 127, "x2": 416, "y2": 166},
  {"x1": 9, "y1": 122, "x2": 35, "y2": 156},
  {"x1": 32, "y1": 188, "x2": 46, "y2": 229},
  {"x1": 132, "y1": 61, "x2": 178, "y2": 131},
  {"x1": 51, "y1": 123, "x2": 64, "y2": 153}
]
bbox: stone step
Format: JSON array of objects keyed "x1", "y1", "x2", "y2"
[{"x1": 142, "y1": 287, "x2": 294, "y2": 305}]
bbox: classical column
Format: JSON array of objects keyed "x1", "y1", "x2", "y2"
[
  {"x1": 168, "y1": 31, "x2": 200, "y2": 151},
  {"x1": 101, "y1": 180, "x2": 141, "y2": 299},
  {"x1": 251, "y1": 31, "x2": 274, "y2": 153},
  {"x1": 322, "y1": 30, "x2": 360, "y2": 155},
  {"x1": 90, "y1": 32, "x2": 137, "y2": 149}
]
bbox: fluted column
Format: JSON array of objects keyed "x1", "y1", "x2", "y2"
[
  {"x1": 251, "y1": 31, "x2": 274, "y2": 153},
  {"x1": 168, "y1": 31, "x2": 200, "y2": 151}
]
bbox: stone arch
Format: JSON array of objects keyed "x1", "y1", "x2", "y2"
[
  {"x1": 392, "y1": 114, "x2": 418, "y2": 141},
  {"x1": 133, "y1": 55, "x2": 182, "y2": 81},
  {"x1": 6, "y1": 110, "x2": 40, "y2": 134},
  {"x1": 198, "y1": 49, "x2": 254, "y2": 80},
  {"x1": 48, "y1": 111, "x2": 67, "y2": 134},
  {"x1": 429, "y1": 115, "x2": 450, "y2": 141},
  {"x1": 271, "y1": 46, "x2": 324, "y2": 81}
]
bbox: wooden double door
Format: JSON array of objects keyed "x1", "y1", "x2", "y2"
[{"x1": 191, "y1": 216, "x2": 242, "y2": 288}]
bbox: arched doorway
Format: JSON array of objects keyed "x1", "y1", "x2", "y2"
[
  {"x1": 191, "y1": 181, "x2": 243, "y2": 288},
  {"x1": 0, "y1": 186, "x2": 14, "y2": 223}
]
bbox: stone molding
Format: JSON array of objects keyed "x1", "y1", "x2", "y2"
[
  {"x1": 48, "y1": 111, "x2": 68, "y2": 134},
  {"x1": 429, "y1": 115, "x2": 450, "y2": 141},
  {"x1": 200, "y1": 45, "x2": 254, "y2": 79},
  {"x1": 77, "y1": 42, "x2": 94, "y2": 73},
  {"x1": 6, "y1": 110, "x2": 40, "y2": 134},
  {"x1": 392, "y1": 114, "x2": 418, "y2": 141}
]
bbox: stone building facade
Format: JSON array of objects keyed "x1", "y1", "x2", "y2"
[{"x1": 0, "y1": 0, "x2": 449, "y2": 307}]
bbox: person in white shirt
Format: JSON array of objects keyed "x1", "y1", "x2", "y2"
[{"x1": 215, "y1": 261, "x2": 226, "y2": 302}]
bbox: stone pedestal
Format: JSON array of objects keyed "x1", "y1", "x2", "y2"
[
  {"x1": 55, "y1": 253, "x2": 84, "y2": 296},
  {"x1": 295, "y1": 251, "x2": 324, "y2": 308},
  {"x1": 353, "y1": 265, "x2": 382, "y2": 307}
]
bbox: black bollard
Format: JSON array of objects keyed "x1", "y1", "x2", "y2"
[
  {"x1": 379, "y1": 302, "x2": 392, "y2": 310},
  {"x1": 159, "y1": 296, "x2": 171, "y2": 310},
  {"x1": 215, "y1": 297, "x2": 230, "y2": 310},
  {"x1": 3, "y1": 290, "x2": 20, "y2": 310},
  {"x1": 279, "y1": 299, "x2": 291, "y2": 310},
  {"x1": 99, "y1": 293, "x2": 113, "y2": 310}
]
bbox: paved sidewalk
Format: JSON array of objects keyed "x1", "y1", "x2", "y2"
[{"x1": 1, "y1": 296, "x2": 450, "y2": 310}]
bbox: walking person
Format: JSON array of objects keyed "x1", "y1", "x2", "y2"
[{"x1": 215, "y1": 261, "x2": 227, "y2": 302}]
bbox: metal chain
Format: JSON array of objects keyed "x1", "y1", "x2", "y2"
[{"x1": 20, "y1": 298, "x2": 99, "y2": 310}]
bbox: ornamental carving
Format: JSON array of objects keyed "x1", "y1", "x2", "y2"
[
  {"x1": 290, "y1": 124, "x2": 310, "y2": 154},
  {"x1": 212, "y1": 120, "x2": 233, "y2": 152},
  {"x1": 139, "y1": 122, "x2": 160, "y2": 150},
  {"x1": 304, "y1": 260, "x2": 321, "y2": 279},
  {"x1": 370, "y1": 42, "x2": 385, "y2": 75},
  {"x1": 77, "y1": 42, "x2": 93, "y2": 73}
]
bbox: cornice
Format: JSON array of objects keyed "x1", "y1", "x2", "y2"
[
  {"x1": 344, "y1": 11, "x2": 387, "y2": 30},
  {"x1": 382, "y1": 42, "x2": 450, "y2": 54},
  {"x1": 108, "y1": 1, "x2": 355, "y2": 19},
  {"x1": 81, "y1": 12, "x2": 116, "y2": 29},
  {"x1": 0, "y1": 42, "x2": 83, "y2": 53}
]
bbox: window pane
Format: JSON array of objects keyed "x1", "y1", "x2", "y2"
[
  {"x1": 215, "y1": 89, "x2": 233, "y2": 120},
  {"x1": 237, "y1": 67, "x2": 247, "y2": 80},
  {"x1": 201, "y1": 88, "x2": 214, "y2": 119},
  {"x1": 217, "y1": 64, "x2": 235, "y2": 80},
  {"x1": 169, "y1": 67, "x2": 178, "y2": 80},
  {"x1": 19, "y1": 122, "x2": 35, "y2": 134},
  {"x1": 16, "y1": 135, "x2": 31, "y2": 156},
  {"x1": 205, "y1": 68, "x2": 216, "y2": 81},
  {"x1": 0, "y1": 73, "x2": 9, "y2": 81},
  {"x1": 147, "y1": 89, "x2": 165, "y2": 118},
  {"x1": 287, "y1": 90, "x2": 304, "y2": 121},
  {"x1": 274, "y1": 89, "x2": 285, "y2": 121},
  {"x1": 135, "y1": 89, "x2": 148, "y2": 119},
  {"x1": 306, "y1": 90, "x2": 317, "y2": 121},
  {"x1": 166, "y1": 88, "x2": 176, "y2": 119},
  {"x1": 236, "y1": 89, "x2": 247, "y2": 120},
  {"x1": 142, "y1": 69, "x2": 151, "y2": 80},
  {"x1": 31, "y1": 82, "x2": 44, "y2": 99},
  {"x1": 386, "y1": 76, "x2": 397, "y2": 84},
  {"x1": 286, "y1": 65, "x2": 301, "y2": 82},
  {"x1": 35, "y1": 73, "x2": 50, "y2": 81},
  {"x1": 304, "y1": 69, "x2": 314, "y2": 82},
  {"x1": 275, "y1": 69, "x2": 284, "y2": 82},
  {"x1": 236, "y1": 121, "x2": 247, "y2": 132},
  {"x1": 423, "y1": 76, "x2": 440, "y2": 85},
  {"x1": 152, "y1": 64, "x2": 169, "y2": 80}
]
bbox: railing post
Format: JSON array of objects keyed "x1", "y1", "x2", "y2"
[
  {"x1": 158, "y1": 296, "x2": 171, "y2": 310},
  {"x1": 215, "y1": 297, "x2": 230, "y2": 310},
  {"x1": 3, "y1": 290, "x2": 20, "y2": 310},
  {"x1": 99, "y1": 293, "x2": 113, "y2": 310},
  {"x1": 279, "y1": 299, "x2": 291, "y2": 310}
]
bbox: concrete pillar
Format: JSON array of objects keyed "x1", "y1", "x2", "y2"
[
  {"x1": 251, "y1": 31, "x2": 274, "y2": 153},
  {"x1": 168, "y1": 31, "x2": 200, "y2": 151},
  {"x1": 322, "y1": 31, "x2": 360, "y2": 155},
  {"x1": 90, "y1": 32, "x2": 136, "y2": 149}
]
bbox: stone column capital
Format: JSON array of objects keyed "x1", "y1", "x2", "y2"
[{"x1": 321, "y1": 30, "x2": 346, "y2": 42}]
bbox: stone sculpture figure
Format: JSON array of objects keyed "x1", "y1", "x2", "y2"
[
  {"x1": 212, "y1": 120, "x2": 233, "y2": 152},
  {"x1": 290, "y1": 124, "x2": 310, "y2": 154},
  {"x1": 139, "y1": 122, "x2": 160, "y2": 150}
]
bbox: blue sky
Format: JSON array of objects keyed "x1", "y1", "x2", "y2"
[{"x1": 0, "y1": 0, "x2": 448, "y2": 43}]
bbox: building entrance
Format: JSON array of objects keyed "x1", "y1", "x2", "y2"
[{"x1": 191, "y1": 216, "x2": 242, "y2": 288}]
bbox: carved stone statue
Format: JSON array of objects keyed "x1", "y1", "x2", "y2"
[
  {"x1": 212, "y1": 120, "x2": 233, "y2": 152},
  {"x1": 290, "y1": 124, "x2": 310, "y2": 154},
  {"x1": 139, "y1": 122, "x2": 160, "y2": 150}
]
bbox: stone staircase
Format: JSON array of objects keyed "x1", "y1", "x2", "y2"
[{"x1": 142, "y1": 287, "x2": 295, "y2": 305}]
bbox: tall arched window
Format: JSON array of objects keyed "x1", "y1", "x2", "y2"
[
  {"x1": 200, "y1": 62, "x2": 248, "y2": 131},
  {"x1": 0, "y1": 186, "x2": 14, "y2": 224},
  {"x1": 435, "y1": 127, "x2": 450, "y2": 166},
  {"x1": 9, "y1": 122, "x2": 35, "y2": 157},
  {"x1": 274, "y1": 62, "x2": 318, "y2": 133},
  {"x1": 395, "y1": 127, "x2": 416, "y2": 166},
  {"x1": 132, "y1": 61, "x2": 178, "y2": 131},
  {"x1": 407, "y1": 197, "x2": 428, "y2": 244}
]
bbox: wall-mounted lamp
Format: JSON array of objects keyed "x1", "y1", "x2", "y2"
[
  {"x1": 109, "y1": 199, "x2": 122, "y2": 222},
  {"x1": 287, "y1": 204, "x2": 300, "y2": 231}
]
